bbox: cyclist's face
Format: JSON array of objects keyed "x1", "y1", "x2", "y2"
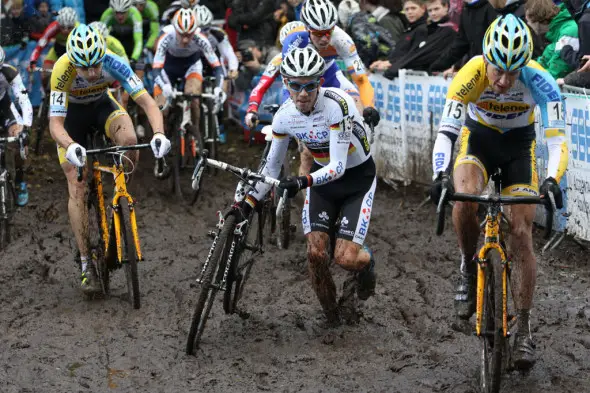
[
  {"x1": 77, "y1": 64, "x2": 103, "y2": 82},
  {"x1": 285, "y1": 77, "x2": 322, "y2": 114},
  {"x1": 135, "y1": 3, "x2": 145, "y2": 12},
  {"x1": 60, "y1": 26, "x2": 74, "y2": 35},
  {"x1": 176, "y1": 32, "x2": 194, "y2": 47},
  {"x1": 115, "y1": 11, "x2": 128, "y2": 23},
  {"x1": 486, "y1": 63, "x2": 520, "y2": 94},
  {"x1": 309, "y1": 28, "x2": 333, "y2": 50}
]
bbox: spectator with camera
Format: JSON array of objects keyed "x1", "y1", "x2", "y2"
[{"x1": 235, "y1": 39, "x2": 272, "y2": 92}]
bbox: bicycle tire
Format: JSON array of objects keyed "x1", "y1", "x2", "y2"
[
  {"x1": 119, "y1": 198, "x2": 141, "y2": 309},
  {"x1": 171, "y1": 118, "x2": 183, "y2": 198},
  {"x1": 207, "y1": 100, "x2": 217, "y2": 174},
  {"x1": 0, "y1": 180, "x2": 15, "y2": 250},
  {"x1": 186, "y1": 214, "x2": 237, "y2": 355},
  {"x1": 480, "y1": 250, "x2": 505, "y2": 393},
  {"x1": 88, "y1": 179, "x2": 109, "y2": 294},
  {"x1": 277, "y1": 194, "x2": 291, "y2": 250}
]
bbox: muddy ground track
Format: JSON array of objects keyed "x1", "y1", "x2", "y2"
[{"x1": 0, "y1": 132, "x2": 589, "y2": 393}]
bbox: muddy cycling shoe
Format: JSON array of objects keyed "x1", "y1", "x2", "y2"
[
  {"x1": 512, "y1": 333, "x2": 536, "y2": 371},
  {"x1": 80, "y1": 267, "x2": 100, "y2": 294},
  {"x1": 454, "y1": 271, "x2": 476, "y2": 319},
  {"x1": 356, "y1": 246, "x2": 376, "y2": 300}
]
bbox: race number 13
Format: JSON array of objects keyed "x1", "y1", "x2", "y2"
[{"x1": 548, "y1": 102, "x2": 563, "y2": 122}]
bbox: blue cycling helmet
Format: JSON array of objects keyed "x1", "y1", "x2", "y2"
[
  {"x1": 483, "y1": 14, "x2": 533, "y2": 71},
  {"x1": 66, "y1": 24, "x2": 107, "y2": 67}
]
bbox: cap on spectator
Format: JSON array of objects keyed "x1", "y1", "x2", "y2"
[
  {"x1": 237, "y1": 39, "x2": 258, "y2": 52},
  {"x1": 483, "y1": 14, "x2": 533, "y2": 71},
  {"x1": 281, "y1": 47, "x2": 326, "y2": 78},
  {"x1": 301, "y1": 0, "x2": 339, "y2": 31}
]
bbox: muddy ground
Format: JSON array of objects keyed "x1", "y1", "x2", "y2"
[{"x1": 0, "y1": 132, "x2": 589, "y2": 393}]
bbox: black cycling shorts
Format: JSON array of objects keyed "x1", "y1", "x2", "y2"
[
  {"x1": 57, "y1": 92, "x2": 126, "y2": 164},
  {"x1": 0, "y1": 93, "x2": 17, "y2": 133},
  {"x1": 454, "y1": 117, "x2": 538, "y2": 196},
  {"x1": 302, "y1": 158, "x2": 377, "y2": 245}
]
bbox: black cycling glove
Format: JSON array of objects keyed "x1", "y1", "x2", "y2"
[
  {"x1": 363, "y1": 106, "x2": 380, "y2": 127},
  {"x1": 540, "y1": 177, "x2": 563, "y2": 209},
  {"x1": 278, "y1": 175, "x2": 311, "y2": 199},
  {"x1": 430, "y1": 172, "x2": 453, "y2": 205}
]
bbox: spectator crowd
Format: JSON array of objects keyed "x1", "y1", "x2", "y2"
[{"x1": 2, "y1": 0, "x2": 590, "y2": 112}]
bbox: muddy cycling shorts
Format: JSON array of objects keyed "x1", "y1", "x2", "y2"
[
  {"x1": 57, "y1": 91, "x2": 127, "y2": 164},
  {"x1": 302, "y1": 157, "x2": 376, "y2": 245},
  {"x1": 454, "y1": 117, "x2": 538, "y2": 196},
  {"x1": 0, "y1": 94, "x2": 18, "y2": 132}
]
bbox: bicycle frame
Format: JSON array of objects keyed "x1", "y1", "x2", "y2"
[{"x1": 92, "y1": 157, "x2": 143, "y2": 264}]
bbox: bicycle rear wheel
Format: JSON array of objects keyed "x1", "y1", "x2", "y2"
[
  {"x1": 186, "y1": 214, "x2": 237, "y2": 355},
  {"x1": 119, "y1": 198, "x2": 141, "y2": 309},
  {"x1": 276, "y1": 192, "x2": 291, "y2": 250},
  {"x1": 0, "y1": 179, "x2": 15, "y2": 250},
  {"x1": 480, "y1": 250, "x2": 505, "y2": 393}
]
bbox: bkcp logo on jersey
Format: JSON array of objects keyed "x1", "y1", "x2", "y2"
[{"x1": 295, "y1": 129, "x2": 329, "y2": 141}]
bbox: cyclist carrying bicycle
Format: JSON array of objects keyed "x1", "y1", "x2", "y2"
[
  {"x1": 0, "y1": 46, "x2": 33, "y2": 206},
  {"x1": 429, "y1": 14, "x2": 568, "y2": 370},
  {"x1": 132, "y1": 0, "x2": 160, "y2": 52},
  {"x1": 153, "y1": 9, "x2": 226, "y2": 135},
  {"x1": 88, "y1": 22, "x2": 128, "y2": 60},
  {"x1": 246, "y1": 47, "x2": 377, "y2": 325},
  {"x1": 48, "y1": 24, "x2": 170, "y2": 294},
  {"x1": 28, "y1": 7, "x2": 78, "y2": 74}
]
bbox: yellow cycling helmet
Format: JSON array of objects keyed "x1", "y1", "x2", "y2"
[
  {"x1": 483, "y1": 14, "x2": 533, "y2": 71},
  {"x1": 66, "y1": 24, "x2": 107, "y2": 67}
]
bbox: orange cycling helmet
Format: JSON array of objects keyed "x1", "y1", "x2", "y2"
[{"x1": 173, "y1": 8, "x2": 198, "y2": 35}]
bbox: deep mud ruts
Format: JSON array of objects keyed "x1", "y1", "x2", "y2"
[{"x1": 1, "y1": 134, "x2": 589, "y2": 393}]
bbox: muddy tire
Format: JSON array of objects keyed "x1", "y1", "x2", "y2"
[
  {"x1": 480, "y1": 250, "x2": 505, "y2": 393},
  {"x1": 186, "y1": 214, "x2": 236, "y2": 355},
  {"x1": 119, "y1": 198, "x2": 140, "y2": 309}
]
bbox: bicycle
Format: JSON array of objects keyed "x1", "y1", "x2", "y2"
[
  {"x1": 186, "y1": 153, "x2": 286, "y2": 355},
  {"x1": 76, "y1": 140, "x2": 152, "y2": 309},
  {"x1": 0, "y1": 134, "x2": 27, "y2": 250},
  {"x1": 436, "y1": 170, "x2": 555, "y2": 393},
  {"x1": 157, "y1": 82, "x2": 203, "y2": 199},
  {"x1": 200, "y1": 76, "x2": 221, "y2": 166},
  {"x1": 31, "y1": 67, "x2": 53, "y2": 155}
]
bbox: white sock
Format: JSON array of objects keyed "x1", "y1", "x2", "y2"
[{"x1": 80, "y1": 256, "x2": 89, "y2": 273}]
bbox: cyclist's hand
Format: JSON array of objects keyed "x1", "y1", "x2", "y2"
[
  {"x1": 65, "y1": 143, "x2": 87, "y2": 167},
  {"x1": 228, "y1": 69, "x2": 239, "y2": 80},
  {"x1": 245, "y1": 111, "x2": 258, "y2": 128},
  {"x1": 363, "y1": 106, "x2": 380, "y2": 127},
  {"x1": 28, "y1": 61, "x2": 36, "y2": 73},
  {"x1": 540, "y1": 177, "x2": 563, "y2": 209},
  {"x1": 151, "y1": 133, "x2": 171, "y2": 158},
  {"x1": 214, "y1": 86, "x2": 227, "y2": 105},
  {"x1": 18, "y1": 129, "x2": 29, "y2": 160},
  {"x1": 161, "y1": 83, "x2": 174, "y2": 99},
  {"x1": 430, "y1": 172, "x2": 453, "y2": 205},
  {"x1": 278, "y1": 175, "x2": 311, "y2": 198}
]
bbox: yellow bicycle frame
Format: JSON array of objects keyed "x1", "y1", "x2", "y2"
[
  {"x1": 475, "y1": 211, "x2": 509, "y2": 338},
  {"x1": 92, "y1": 160, "x2": 143, "y2": 263}
]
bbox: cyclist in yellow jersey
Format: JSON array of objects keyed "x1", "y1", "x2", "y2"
[
  {"x1": 430, "y1": 15, "x2": 568, "y2": 370},
  {"x1": 49, "y1": 24, "x2": 170, "y2": 294},
  {"x1": 89, "y1": 22, "x2": 129, "y2": 60}
]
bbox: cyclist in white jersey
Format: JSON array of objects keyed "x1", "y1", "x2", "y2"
[{"x1": 245, "y1": 47, "x2": 377, "y2": 325}]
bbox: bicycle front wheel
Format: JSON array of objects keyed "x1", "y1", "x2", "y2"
[
  {"x1": 480, "y1": 249, "x2": 506, "y2": 393},
  {"x1": 0, "y1": 180, "x2": 15, "y2": 250},
  {"x1": 119, "y1": 198, "x2": 141, "y2": 309},
  {"x1": 186, "y1": 214, "x2": 237, "y2": 355}
]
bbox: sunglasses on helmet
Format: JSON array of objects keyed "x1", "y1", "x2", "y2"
[{"x1": 286, "y1": 79, "x2": 321, "y2": 92}]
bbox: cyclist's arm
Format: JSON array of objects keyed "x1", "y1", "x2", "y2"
[
  {"x1": 431, "y1": 57, "x2": 484, "y2": 175},
  {"x1": 526, "y1": 64, "x2": 569, "y2": 182},
  {"x1": 337, "y1": 30, "x2": 374, "y2": 107},
  {"x1": 246, "y1": 54, "x2": 281, "y2": 113},
  {"x1": 135, "y1": 93, "x2": 164, "y2": 135},
  {"x1": 152, "y1": 32, "x2": 170, "y2": 81},
  {"x1": 144, "y1": 1, "x2": 160, "y2": 50},
  {"x1": 9, "y1": 73, "x2": 33, "y2": 127},
  {"x1": 217, "y1": 35, "x2": 239, "y2": 72},
  {"x1": 107, "y1": 36, "x2": 129, "y2": 60},
  {"x1": 48, "y1": 58, "x2": 75, "y2": 148},
  {"x1": 249, "y1": 126, "x2": 291, "y2": 201},
  {"x1": 130, "y1": 8, "x2": 144, "y2": 61},
  {"x1": 198, "y1": 33, "x2": 224, "y2": 88},
  {"x1": 100, "y1": 8, "x2": 114, "y2": 24},
  {"x1": 30, "y1": 21, "x2": 59, "y2": 64}
]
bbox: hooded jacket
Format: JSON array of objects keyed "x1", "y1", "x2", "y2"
[
  {"x1": 537, "y1": 3, "x2": 578, "y2": 79},
  {"x1": 429, "y1": 0, "x2": 497, "y2": 72},
  {"x1": 387, "y1": 14, "x2": 428, "y2": 64},
  {"x1": 384, "y1": 15, "x2": 457, "y2": 79}
]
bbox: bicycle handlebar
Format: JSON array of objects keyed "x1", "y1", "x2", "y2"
[
  {"x1": 436, "y1": 179, "x2": 555, "y2": 240},
  {"x1": 76, "y1": 143, "x2": 152, "y2": 181},
  {"x1": 197, "y1": 154, "x2": 280, "y2": 187}
]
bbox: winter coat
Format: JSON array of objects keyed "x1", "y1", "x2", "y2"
[
  {"x1": 384, "y1": 16, "x2": 457, "y2": 79},
  {"x1": 0, "y1": 13, "x2": 31, "y2": 47},
  {"x1": 429, "y1": 0, "x2": 497, "y2": 72},
  {"x1": 50, "y1": 0, "x2": 85, "y2": 23},
  {"x1": 386, "y1": 14, "x2": 428, "y2": 65},
  {"x1": 30, "y1": 13, "x2": 52, "y2": 40},
  {"x1": 228, "y1": 0, "x2": 277, "y2": 48},
  {"x1": 561, "y1": 7, "x2": 590, "y2": 70},
  {"x1": 371, "y1": 5, "x2": 406, "y2": 43},
  {"x1": 537, "y1": 4, "x2": 578, "y2": 79},
  {"x1": 84, "y1": 0, "x2": 110, "y2": 23}
]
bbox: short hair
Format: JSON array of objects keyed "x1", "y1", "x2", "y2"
[
  {"x1": 403, "y1": 0, "x2": 426, "y2": 6},
  {"x1": 427, "y1": 0, "x2": 449, "y2": 7},
  {"x1": 525, "y1": 0, "x2": 559, "y2": 23}
]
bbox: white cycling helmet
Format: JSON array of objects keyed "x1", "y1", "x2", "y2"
[
  {"x1": 132, "y1": 0, "x2": 146, "y2": 4},
  {"x1": 194, "y1": 5, "x2": 214, "y2": 27},
  {"x1": 180, "y1": 0, "x2": 198, "y2": 8},
  {"x1": 280, "y1": 47, "x2": 326, "y2": 78},
  {"x1": 279, "y1": 21, "x2": 305, "y2": 45},
  {"x1": 173, "y1": 8, "x2": 198, "y2": 35},
  {"x1": 0, "y1": 46, "x2": 5, "y2": 67},
  {"x1": 89, "y1": 21, "x2": 110, "y2": 39},
  {"x1": 56, "y1": 7, "x2": 78, "y2": 29},
  {"x1": 110, "y1": 0, "x2": 133, "y2": 13},
  {"x1": 301, "y1": 0, "x2": 338, "y2": 31}
]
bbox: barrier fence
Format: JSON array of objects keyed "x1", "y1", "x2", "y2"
[{"x1": 227, "y1": 70, "x2": 590, "y2": 242}]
